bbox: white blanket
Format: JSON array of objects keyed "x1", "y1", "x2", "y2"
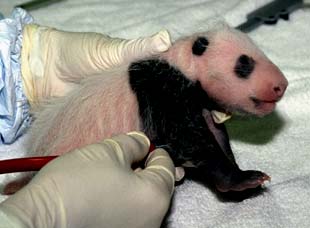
[{"x1": 1, "y1": 0, "x2": 310, "y2": 227}]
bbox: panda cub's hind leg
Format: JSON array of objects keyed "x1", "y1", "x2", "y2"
[
  {"x1": 197, "y1": 142, "x2": 271, "y2": 192},
  {"x1": 202, "y1": 109, "x2": 270, "y2": 192}
]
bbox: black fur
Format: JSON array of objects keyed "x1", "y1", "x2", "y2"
[
  {"x1": 234, "y1": 54, "x2": 255, "y2": 78},
  {"x1": 129, "y1": 59, "x2": 268, "y2": 192},
  {"x1": 192, "y1": 37, "x2": 209, "y2": 56},
  {"x1": 129, "y1": 59, "x2": 216, "y2": 164}
]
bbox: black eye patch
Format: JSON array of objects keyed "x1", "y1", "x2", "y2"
[
  {"x1": 192, "y1": 37, "x2": 209, "y2": 56},
  {"x1": 234, "y1": 54, "x2": 255, "y2": 78}
]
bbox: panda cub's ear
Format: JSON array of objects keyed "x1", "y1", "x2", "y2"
[{"x1": 192, "y1": 37, "x2": 209, "y2": 56}]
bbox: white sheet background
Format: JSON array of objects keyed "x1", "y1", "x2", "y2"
[{"x1": 1, "y1": 0, "x2": 310, "y2": 227}]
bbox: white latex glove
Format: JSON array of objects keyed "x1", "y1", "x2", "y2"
[
  {"x1": 0, "y1": 132, "x2": 175, "y2": 228},
  {"x1": 21, "y1": 24, "x2": 171, "y2": 105}
]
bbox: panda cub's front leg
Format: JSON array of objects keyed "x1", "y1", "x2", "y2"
[{"x1": 194, "y1": 109, "x2": 270, "y2": 192}]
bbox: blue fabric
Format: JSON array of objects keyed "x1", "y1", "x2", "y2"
[{"x1": 0, "y1": 8, "x2": 33, "y2": 144}]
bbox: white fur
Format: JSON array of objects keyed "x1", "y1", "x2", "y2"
[{"x1": 28, "y1": 68, "x2": 141, "y2": 156}]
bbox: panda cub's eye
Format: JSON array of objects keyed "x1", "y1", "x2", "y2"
[
  {"x1": 234, "y1": 54, "x2": 255, "y2": 78},
  {"x1": 192, "y1": 37, "x2": 209, "y2": 56}
]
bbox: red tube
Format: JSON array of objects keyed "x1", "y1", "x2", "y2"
[
  {"x1": 0, "y1": 144, "x2": 156, "y2": 174},
  {"x1": 0, "y1": 156, "x2": 58, "y2": 174}
]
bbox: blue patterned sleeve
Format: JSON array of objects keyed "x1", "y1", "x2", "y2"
[{"x1": 0, "y1": 8, "x2": 33, "y2": 144}]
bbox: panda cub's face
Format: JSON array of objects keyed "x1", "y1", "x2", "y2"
[{"x1": 191, "y1": 32, "x2": 288, "y2": 116}]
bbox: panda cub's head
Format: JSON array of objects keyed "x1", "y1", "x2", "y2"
[{"x1": 163, "y1": 26, "x2": 288, "y2": 116}]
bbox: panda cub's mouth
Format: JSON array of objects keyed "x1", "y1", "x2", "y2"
[
  {"x1": 250, "y1": 97, "x2": 278, "y2": 107},
  {"x1": 249, "y1": 97, "x2": 279, "y2": 115}
]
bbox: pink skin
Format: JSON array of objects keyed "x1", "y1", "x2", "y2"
[
  {"x1": 4, "y1": 26, "x2": 288, "y2": 194},
  {"x1": 28, "y1": 73, "x2": 141, "y2": 157}
]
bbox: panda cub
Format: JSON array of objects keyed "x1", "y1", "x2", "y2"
[{"x1": 26, "y1": 25, "x2": 288, "y2": 193}]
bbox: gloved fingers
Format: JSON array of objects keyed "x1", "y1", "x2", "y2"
[
  {"x1": 149, "y1": 29, "x2": 171, "y2": 53},
  {"x1": 97, "y1": 30, "x2": 171, "y2": 71},
  {"x1": 140, "y1": 148, "x2": 175, "y2": 195},
  {"x1": 103, "y1": 131, "x2": 150, "y2": 167},
  {"x1": 175, "y1": 167, "x2": 186, "y2": 182}
]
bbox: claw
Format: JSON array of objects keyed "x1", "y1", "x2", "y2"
[{"x1": 215, "y1": 170, "x2": 271, "y2": 192}]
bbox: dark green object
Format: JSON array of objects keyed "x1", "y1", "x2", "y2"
[
  {"x1": 16, "y1": 0, "x2": 64, "y2": 11},
  {"x1": 236, "y1": 0, "x2": 310, "y2": 32}
]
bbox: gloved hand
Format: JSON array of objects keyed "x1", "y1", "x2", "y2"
[
  {"x1": 21, "y1": 25, "x2": 171, "y2": 105},
  {"x1": 0, "y1": 132, "x2": 175, "y2": 228}
]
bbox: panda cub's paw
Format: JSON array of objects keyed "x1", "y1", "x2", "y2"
[{"x1": 215, "y1": 170, "x2": 271, "y2": 192}]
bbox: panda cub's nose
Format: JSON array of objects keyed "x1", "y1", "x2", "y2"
[{"x1": 273, "y1": 81, "x2": 288, "y2": 98}]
